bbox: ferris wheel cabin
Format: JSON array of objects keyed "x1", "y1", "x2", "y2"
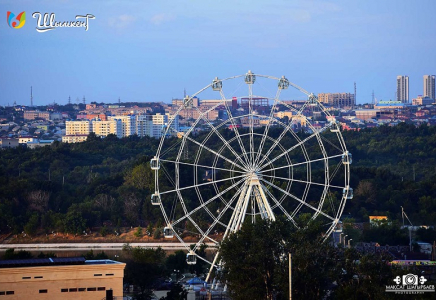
[
  {"x1": 341, "y1": 151, "x2": 352, "y2": 164},
  {"x1": 163, "y1": 227, "x2": 174, "y2": 238},
  {"x1": 151, "y1": 157, "x2": 160, "y2": 170},
  {"x1": 343, "y1": 186, "x2": 353, "y2": 199},
  {"x1": 151, "y1": 193, "x2": 161, "y2": 206},
  {"x1": 186, "y1": 251, "x2": 197, "y2": 265}
]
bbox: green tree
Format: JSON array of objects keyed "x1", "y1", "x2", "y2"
[
  {"x1": 122, "y1": 244, "x2": 167, "y2": 300},
  {"x1": 220, "y1": 217, "x2": 340, "y2": 300}
]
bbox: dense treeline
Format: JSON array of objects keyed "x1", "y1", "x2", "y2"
[{"x1": 1, "y1": 123, "x2": 436, "y2": 236}]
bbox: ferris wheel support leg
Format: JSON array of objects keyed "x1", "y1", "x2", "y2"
[{"x1": 206, "y1": 251, "x2": 221, "y2": 282}]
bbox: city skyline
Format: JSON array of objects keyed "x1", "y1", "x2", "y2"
[{"x1": 1, "y1": 0, "x2": 436, "y2": 106}]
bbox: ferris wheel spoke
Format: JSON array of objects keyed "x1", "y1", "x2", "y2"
[
  {"x1": 193, "y1": 186, "x2": 243, "y2": 251},
  {"x1": 193, "y1": 107, "x2": 250, "y2": 170},
  {"x1": 256, "y1": 117, "x2": 303, "y2": 168},
  {"x1": 160, "y1": 159, "x2": 245, "y2": 174},
  {"x1": 258, "y1": 124, "x2": 332, "y2": 170},
  {"x1": 171, "y1": 177, "x2": 246, "y2": 226},
  {"x1": 182, "y1": 133, "x2": 247, "y2": 171},
  {"x1": 261, "y1": 184, "x2": 299, "y2": 228},
  {"x1": 248, "y1": 85, "x2": 255, "y2": 166},
  {"x1": 260, "y1": 173, "x2": 346, "y2": 190},
  {"x1": 254, "y1": 88, "x2": 282, "y2": 166},
  {"x1": 260, "y1": 178, "x2": 335, "y2": 221},
  {"x1": 219, "y1": 90, "x2": 251, "y2": 166},
  {"x1": 259, "y1": 154, "x2": 343, "y2": 174},
  {"x1": 160, "y1": 174, "x2": 246, "y2": 196}
]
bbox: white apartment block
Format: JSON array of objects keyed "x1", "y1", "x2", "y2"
[
  {"x1": 92, "y1": 119, "x2": 123, "y2": 138},
  {"x1": 65, "y1": 120, "x2": 91, "y2": 136},
  {"x1": 135, "y1": 113, "x2": 180, "y2": 138},
  {"x1": 396, "y1": 75, "x2": 409, "y2": 103},
  {"x1": 108, "y1": 116, "x2": 135, "y2": 137},
  {"x1": 423, "y1": 75, "x2": 435, "y2": 100}
]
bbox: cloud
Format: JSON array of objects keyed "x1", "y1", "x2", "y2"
[
  {"x1": 149, "y1": 13, "x2": 175, "y2": 25},
  {"x1": 108, "y1": 14, "x2": 137, "y2": 29}
]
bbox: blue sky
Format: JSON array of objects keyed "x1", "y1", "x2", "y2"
[{"x1": 1, "y1": 0, "x2": 436, "y2": 106}]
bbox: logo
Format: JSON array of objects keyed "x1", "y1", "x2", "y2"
[
  {"x1": 32, "y1": 12, "x2": 95, "y2": 32},
  {"x1": 386, "y1": 273, "x2": 434, "y2": 294},
  {"x1": 7, "y1": 11, "x2": 26, "y2": 29}
]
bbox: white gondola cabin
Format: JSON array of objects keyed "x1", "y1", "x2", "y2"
[
  {"x1": 245, "y1": 70, "x2": 256, "y2": 84},
  {"x1": 212, "y1": 77, "x2": 222, "y2": 91},
  {"x1": 343, "y1": 186, "x2": 353, "y2": 199},
  {"x1": 164, "y1": 227, "x2": 174, "y2": 238},
  {"x1": 278, "y1": 76, "x2": 289, "y2": 90},
  {"x1": 186, "y1": 251, "x2": 197, "y2": 265},
  {"x1": 151, "y1": 193, "x2": 161, "y2": 206},
  {"x1": 151, "y1": 157, "x2": 160, "y2": 170},
  {"x1": 330, "y1": 122, "x2": 340, "y2": 133},
  {"x1": 341, "y1": 151, "x2": 352, "y2": 164}
]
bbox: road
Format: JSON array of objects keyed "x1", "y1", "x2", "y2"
[{"x1": 0, "y1": 242, "x2": 216, "y2": 252}]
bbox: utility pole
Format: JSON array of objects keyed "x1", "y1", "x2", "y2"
[{"x1": 289, "y1": 253, "x2": 292, "y2": 300}]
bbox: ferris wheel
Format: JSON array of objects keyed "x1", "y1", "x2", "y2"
[{"x1": 150, "y1": 71, "x2": 352, "y2": 279}]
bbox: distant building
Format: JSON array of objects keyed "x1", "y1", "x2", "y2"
[
  {"x1": 0, "y1": 138, "x2": 19, "y2": 149},
  {"x1": 77, "y1": 114, "x2": 107, "y2": 121},
  {"x1": 423, "y1": 75, "x2": 435, "y2": 100},
  {"x1": 317, "y1": 93, "x2": 355, "y2": 107},
  {"x1": 172, "y1": 97, "x2": 200, "y2": 107},
  {"x1": 108, "y1": 115, "x2": 135, "y2": 137},
  {"x1": 92, "y1": 119, "x2": 123, "y2": 138},
  {"x1": 24, "y1": 111, "x2": 50, "y2": 121},
  {"x1": 62, "y1": 135, "x2": 88, "y2": 143},
  {"x1": 27, "y1": 140, "x2": 54, "y2": 148},
  {"x1": 65, "y1": 120, "x2": 90, "y2": 136},
  {"x1": 0, "y1": 257, "x2": 125, "y2": 300},
  {"x1": 354, "y1": 109, "x2": 381, "y2": 120},
  {"x1": 19, "y1": 136, "x2": 36, "y2": 144},
  {"x1": 412, "y1": 95, "x2": 434, "y2": 106},
  {"x1": 396, "y1": 75, "x2": 409, "y2": 103}
]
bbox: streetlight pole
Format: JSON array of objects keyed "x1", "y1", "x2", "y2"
[
  {"x1": 343, "y1": 235, "x2": 348, "y2": 247},
  {"x1": 348, "y1": 239, "x2": 353, "y2": 248}
]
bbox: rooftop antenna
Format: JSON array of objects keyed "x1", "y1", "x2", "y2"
[{"x1": 30, "y1": 86, "x2": 33, "y2": 107}]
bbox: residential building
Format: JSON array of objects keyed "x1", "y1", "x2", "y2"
[
  {"x1": 19, "y1": 136, "x2": 37, "y2": 144},
  {"x1": 65, "y1": 120, "x2": 90, "y2": 136},
  {"x1": 0, "y1": 257, "x2": 125, "y2": 300},
  {"x1": 136, "y1": 115, "x2": 153, "y2": 137},
  {"x1": 412, "y1": 95, "x2": 434, "y2": 106},
  {"x1": 355, "y1": 109, "x2": 381, "y2": 120},
  {"x1": 396, "y1": 75, "x2": 409, "y2": 103},
  {"x1": 62, "y1": 135, "x2": 88, "y2": 143},
  {"x1": 24, "y1": 111, "x2": 51, "y2": 121},
  {"x1": 92, "y1": 119, "x2": 123, "y2": 138},
  {"x1": 0, "y1": 138, "x2": 19, "y2": 149},
  {"x1": 317, "y1": 93, "x2": 355, "y2": 107},
  {"x1": 108, "y1": 115, "x2": 135, "y2": 137},
  {"x1": 423, "y1": 75, "x2": 435, "y2": 100}
]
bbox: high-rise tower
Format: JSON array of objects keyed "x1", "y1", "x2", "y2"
[
  {"x1": 396, "y1": 75, "x2": 409, "y2": 103},
  {"x1": 423, "y1": 75, "x2": 435, "y2": 100}
]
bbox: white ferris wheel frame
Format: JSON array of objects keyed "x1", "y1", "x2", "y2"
[{"x1": 150, "y1": 71, "x2": 352, "y2": 279}]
